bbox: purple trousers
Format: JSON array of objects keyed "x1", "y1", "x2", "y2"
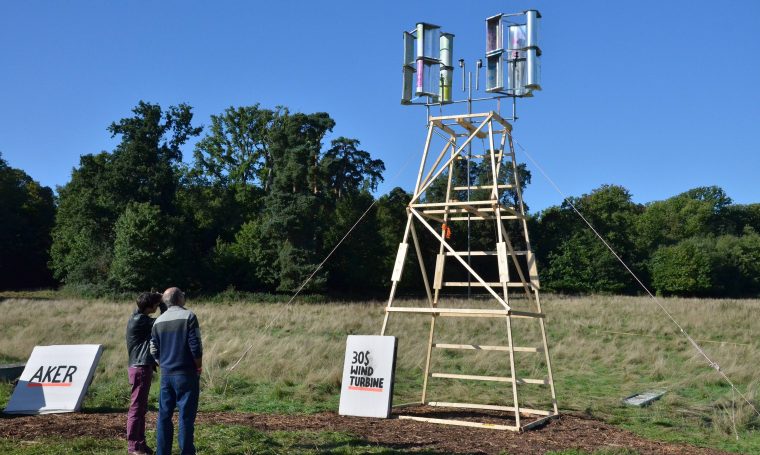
[{"x1": 127, "y1": 366, "x2": 154, "y2": 452}]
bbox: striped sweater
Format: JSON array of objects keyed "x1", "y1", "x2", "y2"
[{"x1": 150, "y1": 306, "x2": 203, "y2": 374}]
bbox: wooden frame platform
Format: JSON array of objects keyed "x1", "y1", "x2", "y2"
[{"x1": 380, "y1": 111, "x2": 558, "y2": 432}]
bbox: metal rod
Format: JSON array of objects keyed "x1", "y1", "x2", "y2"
[
  {"x1": 423, "y1": 95, "x2": 519, "y2": 106},
  {"x1": 466, "y1": 71, "x2": 472, "y2": 300}
]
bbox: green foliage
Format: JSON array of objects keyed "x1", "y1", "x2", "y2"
[
  {"x1": 319, "y1": 137, "x2": 385, "y2": 198},
  {"x1": 11, "y1": 97, "x2": 760, "y2": 298},
  {"x1": 650, "y1": 231, "x2": 760, "y2": 297},
  {"x1": 637, "y1": 186, "x2": 731, "y2": 251},
  {"x1": 108, "y1": 202, "x2": 177, "y2": 291},
  {"x1": 536, "y1": 185, "x2": 645, "y2": 293},
  {"x1": 650, "y1": 237, "x2": 714, "y2": 296},
  {"x1": 0, "y1": 153, "x2": 56, "y2": 289},
  {"x1": 50, "y1": 101, "x2": 201, "y2": 292},
  {"x1": 323, "y1": 191, "x2": 385, "y2": 292}
]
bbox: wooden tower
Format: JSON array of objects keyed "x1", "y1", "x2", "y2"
[{"x1": 380, "y1": 110, "x2": 558, "y2": 431}]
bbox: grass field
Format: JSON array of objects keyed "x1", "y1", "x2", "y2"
[{"x1": 0, "y1": 293, "x2": 758, "y2": 453}]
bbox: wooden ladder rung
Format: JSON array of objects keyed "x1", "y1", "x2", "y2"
[
  {"x1": 452, "y1": 184, "x2": 513, "y2": 191},
  {"x1": 433, "y1": 343, "x2": 542, "y2": 353},
  {"x1": 445, "y1": 250, "x2": 528, "y2": 256},
  {"x1": 384, "y1": 307, "x2": 545, "y2": 319},
  {"x1": 443, "y1": 281, "x2": 537, "y2": 289},
  {"x1": 428, "y1": 401, "x2": 552, "y2": 416},
  {"x1": 421, "y1": 207, "x2": 516, "y2": 215},
  {"x1": 411, "y1": 200, "x2": 504, "y2": 208},
  {"x1": 431, "y1": 372, "x2": 548, "y2": 385},
  {"x1": 447, "y1": 214, "x2": 524, "y2": 221}
]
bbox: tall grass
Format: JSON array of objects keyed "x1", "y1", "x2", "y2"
[{"x1": 0, "y1": 294, "x2": 759, "y2": 451}]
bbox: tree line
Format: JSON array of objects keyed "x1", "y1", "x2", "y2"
[{"x1": 1, "y1": 101, "x2": 759, "y2": 297}]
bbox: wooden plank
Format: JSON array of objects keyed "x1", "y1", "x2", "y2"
[
  {"x1": 490, "y1": 111, "x2": 513, "y2": 132},
  {"x1": 449, "y1": 215, "x2": 523, "y2": 221},
  {"x1": 497, "y1": 242, "x2": 509, "y2": 283},
  {"x1": 411, "y1": 200, "x2": 507, "y2": 208},
  {"x1": 453, "y1": 184, "x2": 513, "y2": 191},
  {"x1": 431, "y1": 373, "x2": 511, "y2": 382},
  {"x1": 386, "y1": 307, "x2": 508, "y2": 316},
  {"x1": 431, "y1": 372, "x2": 548, "y2": 385},
  {"x1": 526, "y1": 250, "x2": 541, "y2": 290},
  {"x1": 433, "y1": 343, "x2": 541, "y2": 353},
  {"x1": 442, "y1": 282, "x2": 538, "y2": 289},
  {"x1": 445, "y1": 250, "x2": 529, "y2": 256},
  {"x1": 390, "y1": 243, "x2": 409, "y2": 282},
  {"x1": 429, "y1": 113, "x2": 492, "y2": 121},
  {"x1": 456, "y1": 118, "x2": 488, "y2": 139},
  {"x1": 431, "y1": 120, "x2": 457, "y2": 137},
  {"x1": 433, "y1": 254, "x2": 445, "y2": 290},
  {"x1": 428, "y1": 401, "x2": 552, "y2": 416},
  {"x1": 385, "y1": 307, "x2": 544, "y2": 319},
  {"x1": 422, "y1": 207, "x2": 516, "y2": 215},
  {"x1": 398, "y1": 415, "x2": 518, "y2": 431}
]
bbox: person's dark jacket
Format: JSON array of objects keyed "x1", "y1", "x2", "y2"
[{"x1": 126, "y1": 303, "x2": 167, "y2": 367}]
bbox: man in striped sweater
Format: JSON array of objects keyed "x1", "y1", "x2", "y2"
[{"x1": 150, "y1": 287, "x2": 203, "y2": 455}]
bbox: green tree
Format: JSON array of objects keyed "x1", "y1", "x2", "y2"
[
  {"x1": 191, "y1": 104, "x2": 280, "y2": 190},
  {"x1": 536, "y1": 185, "x2": 645, "y2": 293},
  {"x1": 650, "y1": 237, "x2": 715, "y2": 296},
  {"x1": 319, "y1": 138, "x2": 385, "y2": 198},
  {"x1": 0, "y1": 153, "x2": 56, "y2": 289},
  {"x1": 323, "y1": 191, "x2": 385, "y2": 292},
  {"x1": 50, "y1": 102, "x2": 200, "y2": 290},
  {"x1": 109, "y1": 202, "x2": 177, "y2": 291},
  {"x1": 637, "y1": 186, "x2": 731, "y2": 251}
]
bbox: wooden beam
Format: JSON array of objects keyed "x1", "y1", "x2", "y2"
[
  {"x1": 445, "y1": 250, "x2": 530, "y2": 256},
  {"x1": 398, "y1": 415, "x2": 518, "y2": 431},
  {"x1": 431, "y1": 372, "x2": 548, "y2": 385},
  {"x1": 431, "y1": 120, "x2": 457, "y2": 137},
  {"x1": 427, "y1": 401, "x2": 552, "y2": 416},
  {"x1": 411, "y1": 200, "x2": 510, "y2": 208},
  {"x1": 453, "y1": 184, "x2": 513, "y2": 191},
  {"x1": 433, "y1": 344, "x2": 541, "y2": 353},
  {"x1": 490, "y1": 111, "x2": 513, "y2": 132},
  {"x1": 386, "y1": 307, "x2": 508, "y2": 316},
  {"x1": 456, "y1": 118, "x2": 488, "y2": 138},
  {"x1": 429, "y1": 112, "x2": 492, "y2": 121}
]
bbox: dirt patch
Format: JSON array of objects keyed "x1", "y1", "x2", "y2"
[{"x1": 0, "y1": 407, "x2": 729, "y2": 455}]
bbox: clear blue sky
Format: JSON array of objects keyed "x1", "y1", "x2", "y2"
[{"x1": 1, "y1": 1, "x2": 759, "y2": 212}]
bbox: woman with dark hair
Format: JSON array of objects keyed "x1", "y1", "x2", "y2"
[{"x1": 125, "y1": 292, "x2": 166, "y2": 455}]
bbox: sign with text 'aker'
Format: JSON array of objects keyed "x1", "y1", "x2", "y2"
[
  {"x1": 339, "y1": 335, "x2": 397, "y2": 418},
  {"x1": 3, "y1": 344, "x2": 103, "y2": 415}
]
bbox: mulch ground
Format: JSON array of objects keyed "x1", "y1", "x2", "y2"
[{"x1": 0, "y1": 407, "x2": 731, "y2": 455}]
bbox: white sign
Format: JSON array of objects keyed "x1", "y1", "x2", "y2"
[
  {"x1": 4, "y1": 344, "x2": 103, "y2": 415},
  {"x1": 339, "y1": 335, "x2": 397, "y2": 418}
]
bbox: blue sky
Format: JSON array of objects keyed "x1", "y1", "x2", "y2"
[{"x1": 1, "y1": 1, "x2": 759, "y2": 212}]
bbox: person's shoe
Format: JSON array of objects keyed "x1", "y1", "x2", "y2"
[{"x1": 128, "y1": 451, "x2": 148, "y2": 455}]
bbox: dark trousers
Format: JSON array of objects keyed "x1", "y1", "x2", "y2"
[
  {"x1": 156, "y1": 373, "x2": 199, "y2": 455},
  {"x1": 127, "y1": 366, "x2": 153, "y2": 452}
]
